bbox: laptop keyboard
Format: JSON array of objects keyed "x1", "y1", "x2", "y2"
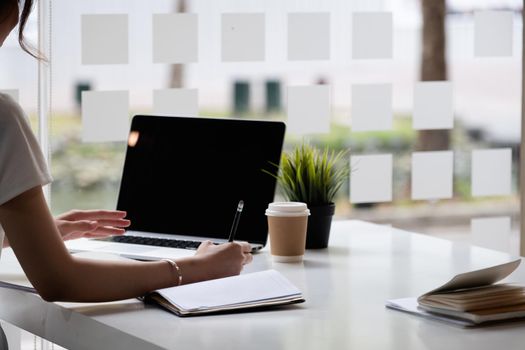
[{"x1": 109, "y1": 235, "x2": 203, "y2": 250}]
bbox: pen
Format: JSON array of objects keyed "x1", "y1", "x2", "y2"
[{"x1": 228, "y1": 200, "x2": 244, "y2": 242}]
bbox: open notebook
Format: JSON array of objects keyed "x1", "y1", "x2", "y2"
[
  {"x1": 146, "y1": 270, "x2": 305, "y2": 316},
  {"x1": 0, "y1": 250, "x2": 304, "y2": 316},
  {"x1": 386, "y1": 260, "x2": 525, "y2": 327}
]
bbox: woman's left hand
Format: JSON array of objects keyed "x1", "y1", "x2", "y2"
[{"x1": 55, "y1": 210, "x2": 130, "y2": 241}]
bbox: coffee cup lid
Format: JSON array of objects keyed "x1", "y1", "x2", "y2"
[{"x1": 265, "y1": 202, "x2": 310, "y2": 217}]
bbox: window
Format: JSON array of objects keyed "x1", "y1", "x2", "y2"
[{"x1": 6, "y1": 0, "x2": 522, "y2": 255}]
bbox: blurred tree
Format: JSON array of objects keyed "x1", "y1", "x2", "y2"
[
  {"x1": 417, "y1": 0, "x2": 450, "y2": 151},
  {"x1": 169, "y1": 0, "x2": 186, "y2": 88}
]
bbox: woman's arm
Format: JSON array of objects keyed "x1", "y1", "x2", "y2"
[{"x1": 0, "y1": 186, "x2": 252, "y2": 302}]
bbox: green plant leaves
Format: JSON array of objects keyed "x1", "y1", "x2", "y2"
[{"x1": 266, "y1": 143, "x2": 350, "y2": 205}]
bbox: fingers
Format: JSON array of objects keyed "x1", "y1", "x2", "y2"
[
  {"x1": 230, "y1": 242, "x2": 253, "y2": 266},
  {"x1": 195, "y1": 240, "x2": 213, "y2": 253},
  {"x1": 232, "y1": 241, "x2": 252, "y2": 253},
  {"x1": 198, "y1": 240, "x2": 213, "y2": 248},
  {"x1": 57, "y1": 217, "x2": 128, "y2": 241},
  {"x1": 243, "y1": 252, "x2": 253, "y2": 265},
  {"x1": 90, "y1": 218, "x2": 130, "y2": 228},
  {"x1": 85, "y1": 226, "x2": 126, "y2": 237},
  {"x1": 58, "y1": 210, "x2": 128, "y2": 221},
  {"x1": 195, "y1": 241, "x2": 252, "y2": 266},
  {"x1": 56, "y1": 210, "x2": 130, "y2": 240}
]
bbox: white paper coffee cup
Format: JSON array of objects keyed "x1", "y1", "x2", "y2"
[{"x1": 265, "y1": 202, "x2": 310, "y2": 263}]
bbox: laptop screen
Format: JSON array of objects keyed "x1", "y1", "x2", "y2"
[{"x1": 117, "y1": 115, "x2": 286, "y2": 246}]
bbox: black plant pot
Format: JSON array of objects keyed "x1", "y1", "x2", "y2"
[{"x1": 305, "y1": 203, "x2": 335, "y2": 249}]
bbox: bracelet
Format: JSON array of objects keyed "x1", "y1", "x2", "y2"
[{"x1": 162, "y1": 259, "x2": 182, "y2": 286}]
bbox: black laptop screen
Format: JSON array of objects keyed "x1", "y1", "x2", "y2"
[{"x1": 116, "y1": 115, "x2": 285, "y2": 246}]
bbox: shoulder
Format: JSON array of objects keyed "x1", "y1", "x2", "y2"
[
  {"x1": 0, "y1": 93, "x2": 37, "y2": 156},
  {"x1": 0, "y1": 93, "x2": 52, "y2": 206},
  {"x1": 0, "y1": 93, "x2": 29, "y2": 134},
  {"x1": 0, "y1": 93, "x2": 24, "y2": 115}
]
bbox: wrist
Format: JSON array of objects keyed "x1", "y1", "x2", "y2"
[
  {"x1": 162, "y1": 259, "x2": 182, "y2": 286},
  {"x1": 174, "y1": 256, "x2": 206, "y2": 285}
]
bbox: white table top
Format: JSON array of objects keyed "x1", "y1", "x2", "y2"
[{"x1": 0, "y1": 220, "x2": 524, "y2": 350}]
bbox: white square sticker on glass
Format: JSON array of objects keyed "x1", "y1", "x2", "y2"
[
  {"x1": 351, "y1": 84, "x2": 392, "y2": 132},
  {"x1": 350, "y1": 154, "x2": 392, "y2": 203},
  {"x1": 411, "y1": 151, "x2": 453, "y2": 200},
  {"x1": 153, "y1": 14, "x2": 198, "y2": 64},
  {"x1": 474, "y1": 11, "x2": 513, "y2": 57},
  {"x1": 471, "y1": 148, "x2": 512, "y2": 197},
  {"x1": 153, "y1": 88, "x2": 198, "y2": 117},
  {"x1": 81, "y1": 14, "x2": 129, "y2": 65},
  {"x1": 352, "y1": 12, "x2": 392, "y2": 59},
  {"x1": 221, "y1": 13, "x2": 265, "y2": 62},
  {"x1": 471, "y1": 217, "x2": 511, "y2": 253},
  {"x1": 413, "y1": 81, "x2": 453, "y2": 130},
  {"x1": 0, "y1": 89, "x2": 19, "y2": 103},
  {"x1": 287, "y1": 85, "x2": 331, "y2": 135},
  {"x1": 288, "y1": 13, "x2": 330, "y2": 61},
  {"x1": 82, "y1": 91, "x2": 129, "y2": 143}
]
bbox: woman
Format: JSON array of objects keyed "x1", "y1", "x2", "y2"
[{"x1": 0, "y1": 0, "x2": 252, "y2": 302}]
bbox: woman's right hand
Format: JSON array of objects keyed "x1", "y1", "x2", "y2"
[{"x1": 191, "y1": 241, "x2": 253, "y2": 282}]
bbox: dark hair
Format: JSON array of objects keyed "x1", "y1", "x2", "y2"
[
  {"x1": 18, "y1": 0, "x2": 41, "y2": 59},
  {"x1": 0, "y1": 0, "x2": 41, "y2": 59}
]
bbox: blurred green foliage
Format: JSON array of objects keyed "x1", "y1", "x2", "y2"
[{"x1": 47, "y1": 112, "x2": 517, "y2": 214}]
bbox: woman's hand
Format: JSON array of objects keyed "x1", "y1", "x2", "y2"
[
  {"x1": 184, "y1": 241, "x2": 253, "y2": 283},
  {"x1": 55, "y1": 210, "x2": 130, "y2": 241}
]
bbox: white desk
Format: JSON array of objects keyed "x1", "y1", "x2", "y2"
[{"x1": 0, "y1": 220, "x2": 524, "y2": 350}]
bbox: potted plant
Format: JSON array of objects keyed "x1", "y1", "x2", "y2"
[{"x1": 267, "y1": 144, "x2": 350, "y2": 249}]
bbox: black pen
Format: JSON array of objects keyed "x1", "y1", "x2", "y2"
[{"x1": 228, "y1": 200, "x2": 244, "y2": 242}]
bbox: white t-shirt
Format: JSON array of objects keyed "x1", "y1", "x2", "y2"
[{"x1": 0, "y1": 93, "x2": 53, "y2": 256}]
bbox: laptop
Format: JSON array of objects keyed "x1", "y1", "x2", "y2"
[{"x1": 67, "y1": 115, "x2": 286, "y2": 260}]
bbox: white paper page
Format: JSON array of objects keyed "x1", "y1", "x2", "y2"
[
  {"x1": 153, "y1": 13, "x2": 198, "y2": 64},
  {"x1": 471, "y1": 148, "x2": 512, "y2": 197},
  {"x1": 81, "y1": 91, "x2": 129, "y2": 143},
  {"x1": 351, "y1": 84, "x2": 392, "y2": 131},
  {"x1": 386, "y1": 298, "x2": 473, "y2": 327},
  {"x1": 287, "y1": 85, "x2": 331, "y2": 135},
  {"x1": 81, "y1": 14, "x2": 128, "y2": 65},
  {"x1": 221, "y1": 13, "x2": 265, "y2": 62},
  {"x1": 153, "y1": 88, "x2": 198, "y2": 117},
  {"x1": 411, "y1": 151, "x2": 453, "y2": 200},
  {"x1": 157, "y1": 270, "x2": 301, "y2": 311},
  {"x1": 413, "y1": 81, "x2": 453, "y2": 130},
  {"x1": 352, "y1": 12, "x2": 392, "y2": 59},
  {"x1": 474, "y1": 11, "x2": 513, "y2": 57},
  {"x1": 423, "y1": 260, "x2": 520, "y2": 296},
  {"x1": 471, "y1": 217, "x2": 511, "y2": 253},
  {"x1": 350, "y1": 154, "x2": 392, "y2": 203},
  {"x1": 0, "y1": 89, "x2": 19, "y2": 103},
  {"x1": 288, "y1": 13, "x2": 330, "y2": 61}
]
